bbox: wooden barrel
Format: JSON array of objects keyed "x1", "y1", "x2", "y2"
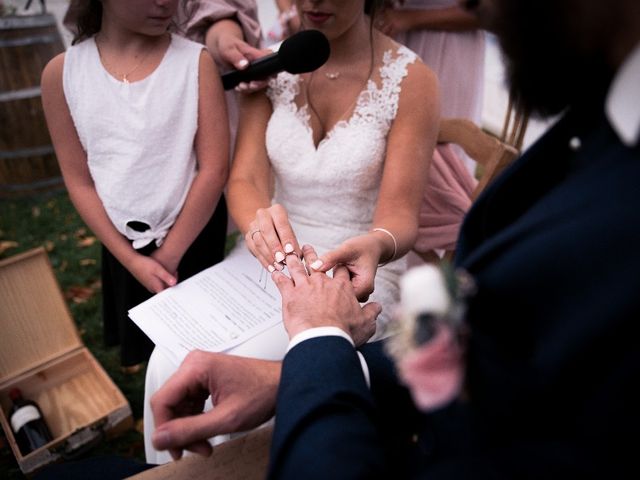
[{"x1": 0, "y1": 14, "x2": 65, "y2": 198}]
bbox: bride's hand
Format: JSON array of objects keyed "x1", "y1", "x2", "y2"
[
  {"x1": 245, "y1": 204, "x2": 301, "y2": 271},
  {"x1": 309, "y1": 234, "x2": 385, "y2": 302}
]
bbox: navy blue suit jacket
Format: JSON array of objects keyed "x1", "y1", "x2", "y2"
[{"x1": 268, "y1": 101, "x2": 640, "y2": 479}]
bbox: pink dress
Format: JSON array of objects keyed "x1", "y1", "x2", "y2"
[
  {"x1": 394, "y1": 0, "x2": 485, "y2": 127},
  {"x1": 393, "y1": 0, "x2": 485, "y2": 257}
]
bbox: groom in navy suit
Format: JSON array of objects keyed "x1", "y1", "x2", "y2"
[{"x1": 150, "y1": 0, "x2": 640, "y2": 478}]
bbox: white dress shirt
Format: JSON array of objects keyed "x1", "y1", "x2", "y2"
[{"x1": 606, "y1": 42, "x2": 640, "y2": 146}]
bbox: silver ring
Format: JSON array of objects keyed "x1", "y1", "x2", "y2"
[{"x1": 250, "y1": 229, "x2": 261, "y2": 240}]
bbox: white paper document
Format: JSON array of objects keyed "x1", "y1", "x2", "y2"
[{"x1": 129, "y1": 247, "x2": 284, "y2": 365}]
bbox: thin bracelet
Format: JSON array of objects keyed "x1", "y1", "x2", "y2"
[{"x1": 371, "y1": 227, "x2": 397, "y2": 267}]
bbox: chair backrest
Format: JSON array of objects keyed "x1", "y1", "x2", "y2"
[
  {"x1": 438, "y1": 118, "x2": 519, "y2": 201},
  {"x1": 501, "y1": 96, "x2": 531, "y2": 151}
]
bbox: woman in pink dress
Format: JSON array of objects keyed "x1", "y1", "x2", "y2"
[
  {"x1": 380, "y1": 0, "x2": 484, "y2": 136},
  {"x1": 379, "y1": 0, "x2": 485, "y2": 258}
]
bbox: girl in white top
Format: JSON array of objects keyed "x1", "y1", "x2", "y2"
[{"x1": 41, "y1": 0, "x2": 229, "y2": 368}]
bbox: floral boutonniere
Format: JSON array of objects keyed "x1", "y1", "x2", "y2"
[{"x1": 386, "y1": 263, "x2": 475, "y2": 411}]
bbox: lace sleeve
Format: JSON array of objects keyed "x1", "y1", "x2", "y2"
[
  {"x1": 378, "y1": 46, "x2": 418, "y2": 123},
  {"x1": 267, "y1": 72, "x2": 301, "y2": 110}
]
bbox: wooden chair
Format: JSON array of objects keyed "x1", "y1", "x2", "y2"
[
  {"x1": 414, "y1": 118, "x2": 519, "y2": 263},
  {"x1": 439, "y1": 118, "x2": 519, "y2": 202},
  {"x1": 126, "y1": 425, "x2": 273, "y2": 480},
  {"x1": 500, "y1": 96, "x2": 530, "y2": 151}
]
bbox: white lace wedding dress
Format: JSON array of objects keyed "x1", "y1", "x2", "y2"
[{"x1": 143, "y1": 45, "x2": 418, "y2": 464}]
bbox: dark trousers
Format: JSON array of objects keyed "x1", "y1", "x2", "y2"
[{"x1": 102, "y1": 197, "x2": 227, "y2": 366}]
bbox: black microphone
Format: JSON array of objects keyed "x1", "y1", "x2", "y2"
[{"x1": 221, "y1": 30, "x2": 330, "y2": 90}]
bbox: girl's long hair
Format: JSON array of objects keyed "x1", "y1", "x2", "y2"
[{"x1": 72, "y1": 0, "x2": 101, "y2": 44}]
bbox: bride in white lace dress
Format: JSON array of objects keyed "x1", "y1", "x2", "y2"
[{"x1": 144, "y1": 0, "x2": 439, "y2": 463}]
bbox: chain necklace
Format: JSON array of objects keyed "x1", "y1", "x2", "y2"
[{"x1": 95, "y1": 34, "x2": 162, "y2": 84}]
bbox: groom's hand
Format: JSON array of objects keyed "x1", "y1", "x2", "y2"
[
  {"x1": 151, "y1": 351, "x2": 281, "y2": 460},
  {"x1": 272, "y1": 247, "x2": 381, "y2": 346}
]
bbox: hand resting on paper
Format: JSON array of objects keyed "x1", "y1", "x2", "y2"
[{"x1": 245, "y1": 204, "x2": 302, "y2": 272}]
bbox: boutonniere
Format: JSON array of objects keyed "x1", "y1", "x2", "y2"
[{"x1": 386, "y1": 264, "x2": 475, "y2": 411}]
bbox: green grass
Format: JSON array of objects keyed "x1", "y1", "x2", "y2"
[{"x1": 0, "y1": 190, "x2": 237, "y2": 478}]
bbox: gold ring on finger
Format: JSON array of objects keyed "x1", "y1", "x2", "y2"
[{"x1": 250, "y1": 229, "x2": 261, "y2": 240}]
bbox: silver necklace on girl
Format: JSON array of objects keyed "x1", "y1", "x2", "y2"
[{"x1": 95, "y1": 34, "x2": 158, "y2": 84}]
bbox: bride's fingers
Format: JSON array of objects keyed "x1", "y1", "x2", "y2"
[
  {"x1": 271, "y1": 205, "x2": 301, "y2": 257},
  {"x1": 256, "y1": 208, "x2": 285, "y2": 270},
  {"x1": 256, "y1": 208, "x2": 286, "y2": 265},
  {"x1": 310, "y1": 244, "x2": 354, "y2": 272},
  {"x1": 247, "y1": 229, "x2": 278, "y2": 272}
]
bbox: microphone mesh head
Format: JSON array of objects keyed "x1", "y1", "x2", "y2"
[{"x1": 279, "y1": 30, "x2": 331, "y2": 75}]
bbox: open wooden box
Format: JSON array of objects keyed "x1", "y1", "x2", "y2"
[{"x1": 0, "y1": 248, "x2": 132, "y2": 475}]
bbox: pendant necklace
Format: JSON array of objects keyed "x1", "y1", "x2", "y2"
[{"x1": 96, "y1": 34, "x2": 158, "y2": 84}]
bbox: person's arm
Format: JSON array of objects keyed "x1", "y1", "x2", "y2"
[
  {"x1": 268, "y1": 336, "x2": 391, "y2": 480},
  {"x1": 266, "y1": 255, "x2": 388, "y2": 478},
  {"x1": 179, "y1": 0, "x2": 270, "y2": 91},
  {"x1": 226, "y1": 92, "x2": 302, "y2": 270},
  {"x1": 150, "y1": 51, "x2": 229, "y2": 278},
  {"x1": 151, "y1": 350, "x2": 281, "y2": 459},
  {"x1": 41, "y1": 54, "x2": 176, "y2": 293},
  {"x1": 179, "y1": 0, "x2": 262, "y2": 50},
  {"x1": 379, "y1": 5, "x2": 480, "y2": 36},
  {"x1": 315, "y1": 60, "x2": 440, "y2": 300}
]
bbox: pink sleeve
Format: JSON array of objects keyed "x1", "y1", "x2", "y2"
[
  {"x1": 177, "y1": 0, "x2": 262, "y2": 48},
  {"x1": 415, "y1": 144, "x2": 477, "y2": 253}
]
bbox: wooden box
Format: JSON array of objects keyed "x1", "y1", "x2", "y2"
[{"x1": 0, "y1": 248, "x2": 132, "y2": 475}]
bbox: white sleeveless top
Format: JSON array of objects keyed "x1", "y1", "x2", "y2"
[
  {"x1": 63, "y1": 34, "x2": 202, "y2": 249},
  {"x1": 265, "y1": 45, "x2": 418, "y2": 338}
]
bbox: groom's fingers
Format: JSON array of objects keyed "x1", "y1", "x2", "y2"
[
  {"x1": 271, "y1": 269, "x2": 294, "y2": 296},
  {"x1": 284, "y1": 254, "x2": 309, "y2": 285},
  {"x1": 333, "y1": 264, "x2": 352, "y2": 283},
  {"x1": 152, "y1": 413, "x2": 219, "y2": 457}
]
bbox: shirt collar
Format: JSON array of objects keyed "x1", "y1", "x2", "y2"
[{"x1": 605, "y1": 42, "x2": 640, "y2": 146}]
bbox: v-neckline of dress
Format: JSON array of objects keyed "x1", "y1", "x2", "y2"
[{"x1": 293, "y1": 76, "x2": 378, "y2": 151}]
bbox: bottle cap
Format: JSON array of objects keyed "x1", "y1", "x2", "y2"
[{"x1": 9, "y1": 388, "x2": 23, "y2": 402}]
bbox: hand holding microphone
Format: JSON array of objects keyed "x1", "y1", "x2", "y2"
[{"x1": 221, "y1": 30, "x2": 331, "y2": 91}]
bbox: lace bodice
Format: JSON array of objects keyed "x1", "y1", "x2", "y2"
[
  {"x1": 266, "y1": 46, "x2": 417, "y2": 250},
  {"x1": 265, "y1": 45, "x2": 417, "y2": 337}
]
